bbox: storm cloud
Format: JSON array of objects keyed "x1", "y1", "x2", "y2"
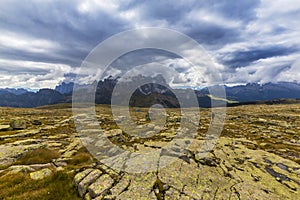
[{"x1": 0, "y1": 0, "x2": 299, "y2": 88}]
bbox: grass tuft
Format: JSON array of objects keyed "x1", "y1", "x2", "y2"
[
  {"x1": 0, "y1": 171, "x2": 80, "y2": 200},
  {"x1": 14, "y1": 148, "x2": 60, "y2": 165},
  {"x1": 67, "y1": 148, "x2": 94, "y2": 168}
]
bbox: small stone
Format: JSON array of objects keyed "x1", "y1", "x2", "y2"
[
  {"x1": 251, "y1": 174, "x2": 261, "y2": 182},
  {"x1": 276, "y1": 177, "x2": 281, "y2": 182},
  {"x1": 30, "y1": 168, "x2": 52, "y2": 180},
  {"x1": 293, "y1": 169, "x2": 300, "y2": 175},
  {"x1": 48, "y1": 142, "x2": 62, "y2": 148},
  {"x1": 53, "y1": 161, "x2": 67, "y2": 167},
  {"x1": 48, "y1": 134, "x2": 68, "y2": 139},
  {"x1": 29, "y1": 163, "x2": 54, "y2": 170},
  {"x1": 32, "y1": 119, "x2": 42, "y2": 125},
  {"x1": 258, "y1": 118, "x2": 267, "y2": 123},
  {"x1": 290, "y1": 139, "x2": 296, "y2": 143},
  {"x1": 56, "y1": 166, "x2": 64, "y2": 171},
  {"x1": 0, "y1": 125, "x2": 10, "y2": 131},
  {"x1": 285, "y1": 130, "x2": 295, "y2": 134}
]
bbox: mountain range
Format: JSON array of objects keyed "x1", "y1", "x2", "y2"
[
  {"x1": 225, "y1": 82, "x2": 300, "y2": 102},
  {"x1": 0, "y1": 77, "x2": 299, "y2": 108}
]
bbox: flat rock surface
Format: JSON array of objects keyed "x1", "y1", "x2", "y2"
[{"x1": 74, "y1": 137, "x2": 300, "y2": 200}]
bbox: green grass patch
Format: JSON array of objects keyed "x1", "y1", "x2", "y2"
[
  {"x1": 0, "y1": 171, "x2": 80, "y2": 200},
  {"x1": 68, "y1": 152, "x2": 92, "y2": 166},
  {"x1": 14, "y1": 148, "x2": 60, "y2": 165},
  {"x1": 67, "y1": 147, "x2": 94, "y2": 168}
]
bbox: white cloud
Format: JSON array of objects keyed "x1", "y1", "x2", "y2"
[
  {"x1": 0, "y1": 59, "x2": 72, "y2": 89},
  {"x1": 275, "y1": 59, "x2": 300, "y2": 83},
  {"x1": 225, "y1": 53, "x2": 300, "y2": 84},
  {"x1": 77, "y1": 0, "x2": 119, "y2": 14},
  {"x1": 0, "y1": 31, "x2": 60, "y2": 54},
  {"x1": 186, "y1": 9, "x2": 242, "y2": 29},
  {"x1": 108, "y1": 54, "x2": 225, "y2": 88}
]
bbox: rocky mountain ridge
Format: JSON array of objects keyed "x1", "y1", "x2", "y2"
[{"x1": 0, "y1": 79, "x2": 300, "y2": 108}]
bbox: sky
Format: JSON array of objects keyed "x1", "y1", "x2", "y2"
[{"x1": 0, "y1": 0, "x2": 300, "y2": 89}]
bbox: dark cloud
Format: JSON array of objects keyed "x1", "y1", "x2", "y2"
[
  {"x1": 126, "y1": 0, "x2": 259, "y2": 25},
  {"x1": 0, "y1": 0, "x2": 129, "y2": 67},
  {"x1": 0, "y1": 0, "x2": 299, "y2": 88},
  {"x1": 208, "y1": 0, "x2": 259, "y2": 21},
  {"x1": 221, "y1": 46, "x2": 299, "y2": 68},
  {"x1": 125, "y1": 0, "x2": 194, "y2": 24},
  {"x1": 111, "y1": 49, "x2": 179, "y2": 70},
  {"x1": 125, "y1": 0, "x2": 260, "y2": 48},
  {"x1": 185, "y1": 24, "x2": 241, "y2": 48}
]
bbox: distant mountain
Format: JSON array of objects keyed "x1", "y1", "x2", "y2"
[
  {"x1": 0, "y1": 89, "x2": 65, "y2": 108},
  {"x1": 223, "y1": 82, "x2": 300, "y2": 102},
  {"x1": 0, "y1": 88, "x2": 28, "y2": 95},
  {"x1": 1, "y1": 79, "x2": 300, "y2": 108},
  {"x1": 55, "y1": 82, "x2": 74, "y2": 94}
]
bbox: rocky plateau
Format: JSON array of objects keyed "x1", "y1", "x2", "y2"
[{"x1": 0, "y1": 103, "x2": 299, "y2": 199}]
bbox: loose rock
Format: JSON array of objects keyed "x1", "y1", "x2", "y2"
[
  {"x1": 0, "y1": 125, "x2": 10, "y2": 131},
  {"x1": 10, "y1": 119, "x2": 27, "y2": 130},
  {"x1": 30, "y1": 168, "x2": 52, "y2": 180}
]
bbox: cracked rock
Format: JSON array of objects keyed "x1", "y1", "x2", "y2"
[
  {"x1": 88, "y1": 174, "x2": 114, "y2": 198},
  {"x1": 77, "y1": 169, "x2": 102, "y2": 197}
]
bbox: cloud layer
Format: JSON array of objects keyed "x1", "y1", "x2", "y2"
[{"x1": 0, "y1": 0, "x2": 299, "y2": 88}]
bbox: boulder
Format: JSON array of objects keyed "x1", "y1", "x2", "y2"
[{"x1": 10, "y1": 119, "x2": 27, "y2": 130}]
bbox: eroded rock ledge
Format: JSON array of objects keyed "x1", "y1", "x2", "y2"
[{"x1": 73, "y1": 137, "x2": 300, "y2": 200}]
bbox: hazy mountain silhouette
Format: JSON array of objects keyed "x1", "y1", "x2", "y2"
[{"x1": 221, "y1": 82, "x2": 300, "y2": 102}]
